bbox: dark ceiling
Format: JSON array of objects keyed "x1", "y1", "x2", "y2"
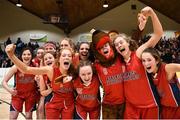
[{"x1": 8, "y1": 0, "x2": 180, "y2": 34}]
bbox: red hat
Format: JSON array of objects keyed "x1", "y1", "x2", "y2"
[{"x1": 91, "y1": 29, "x2": 110, "y2": 49}]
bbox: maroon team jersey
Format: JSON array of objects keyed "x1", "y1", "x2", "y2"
[
  {"x1": 155, "y1": 64, "x2": 179, "y2": 107},
  {"x1": 123, "y1": 52, "x2": 157, "y2": 108},
  {"x1": 73, "y1": 76, "x2": 100, "y2": 109},
  {"x1": 50, "y1": 66, "x2": 74, "y2": 105},
  {"x1": 94, "y1": 57, "x2": 124, "y2": 105},
  {"x1": 15, "y1": 69, "x2": 36, "y2": 92}
]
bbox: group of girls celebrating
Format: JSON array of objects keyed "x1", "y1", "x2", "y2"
[{"x1": 2, "y1": 6, "x2": 179, "y2": 119}]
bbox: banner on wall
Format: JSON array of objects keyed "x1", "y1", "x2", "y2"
[
  {"x1": 78, "y1": 34, "x2": 92, "y2": 43},
  {"x1": 30, "y1": 34, "x2": 47, "y2": 42}
]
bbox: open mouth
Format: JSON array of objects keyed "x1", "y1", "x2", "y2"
[
  {"x1": 47, "y1": 62, "x2": 52, "y2": 66},
  {"x1": 120, "y1": 48, "x2": 125, "y2": 52},
  {"x1": 64, "y1": 61, "x2": 70, "y2": 66},
  {"x1": 146, "y1": 66, "x2": 151, "y2": 70},
  {"x1": 81, "y1": 52, "x2": 88, "y2": 56},
  {"x1": 24, "y1": 59, "x2": 30, "y2": 63},
  {"x1": 24, "y1": 58, "x2": 30, "y2": 61},
  {"x1": 103, "y1": 50, "x2": 109, "y2": 54},
  {"x1": 84, "y1": 79, "x2": 90, "y2": 81}
]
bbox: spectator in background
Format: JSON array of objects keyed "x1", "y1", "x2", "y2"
[
  {"x1": 1, "y1": 58, "x2": 12, "y2": 68},
  {"x1": 4, "y1": 37, "x2": 12, "y2": 47},
  {"x1": 0, "y1": 45, "x2": 3, "y2": 54},
  {"x1": 1, "y1": 59, "x2": 8, "y2": 68},
  {"x1": 29, "y1": 42, "x2": 40, "y2": 51},
  {"x1": 34, "y1": 41, "x2": 40, "y2": 50},
  {"x1": 175, "y1": 52, "x2": 180, "y2": 63},
  {"x1": 0, "y1": 46, "x2": 4, "y2": 67},
  {"x1": 108, "y1": 30, "x2": 119, "y2": 43},
  {"x1": 27, "y1": 41, "x2": 32, "y2": 48},
  {"x1": 161, "y1": 49, "x2": 173, "y2": 63},
  {"x1": 15, "y1": 37, "x2": 25, "y2": 57}
]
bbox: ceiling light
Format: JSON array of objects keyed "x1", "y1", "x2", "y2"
[
  {"x1": 103, "y1": 0, "x2": 108, "y2": 8},
  {"x1": 16, "y1": 0, "x2": 22, "y2": 7}
]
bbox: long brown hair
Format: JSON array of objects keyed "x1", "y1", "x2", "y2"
[
  {"x1": 56, "y1": 48, "x2": 75, "y2": 75},
  {"x1": 114, "y1": 33, "x2": 139, "y2": 51},
  {"x1": 19, "y1": 47, "x2": 34, "y2": 64},
  {"x1": 142, "y1": 47, "x2": 162, "y2": 68},
  {"x1": 41, "y1": 51, "x2": 56, "y2": 66},
  {"x1": 55, "y1": 48, "x2": 76, "y2": 83}
]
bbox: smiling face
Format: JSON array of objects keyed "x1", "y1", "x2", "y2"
[
  {"x1": 21, "y1": 49, "x2": 32, "y2": 65},
  {"x1": 79, "y1": 43, "x2": 90, "y2": 60},
  {"x1": 60, "y1": 39, "x2": 71, "y2": 50},
  {"x1": 79, "y1": 65, "x2": 93, "y2": 85},
  {"x1": 114, "y1": 36, "x2": 130, "y2": 57},
  {"x1": 37, "y1": 48, "x2": 44, "y2": 60},
  {"x1": 43, "y1": 53, "x2": 55, "y2": 66},
  {"x1": 142, "y1": 52, "x2": 159, "y2": 74},
  {"x1": 98, "y1": 42, "x2": 112, "y2": 59},
  {"x1": 59, "y1": 49, "x2": 72, "y2": 70},
  {"x1": 44, "y1": 45, "x2": 56, "y2": 53},
  {"x1": 109, "y1": 32, "x2": 118, "y2": 42}
]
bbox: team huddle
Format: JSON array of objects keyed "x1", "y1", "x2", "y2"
[{"x1": 2, "y1": 6, "x2": 180, "y2": 119}]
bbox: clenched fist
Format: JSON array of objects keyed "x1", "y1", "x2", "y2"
[
  {"x1": 138, "y1": 6, "x2": 154, "y2": 31},
  {"x1": 140, "y1": 6, "x2": 154, "y2": 18},
  {"x1": 5, "y1": 44, "x2": 16, "y2": 58},
  {"x1": 138, "y1": 13, "x2": 147, "y2": 31}
]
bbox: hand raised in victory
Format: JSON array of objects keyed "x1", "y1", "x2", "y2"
[{"x1": 5, "y1": 44, "x2": 16, "y2": 58}]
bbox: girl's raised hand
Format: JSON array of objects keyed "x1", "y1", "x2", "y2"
[
  {"x1": 138, "y1": 13, "x2": 147, "y2": 31},
  {"x1": 5, "y1": 44, "x2": 16, "y2": 58}
]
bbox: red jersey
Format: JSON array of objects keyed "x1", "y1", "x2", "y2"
[
  {"x1": 155, "y1": 64, "x2": 179, "y2": 107},
  {"x1": 72, "y1": 53, "x2": 80, "y2": 69},
  {"x1": 43, "y1": 75, "x2": 51, "y2": 86},
  {"x1": 73, "y1": 76, "x2": 100, "y2": 109},
  {"x1": 123, "y1": 52, "x2": 157, "y2": 108},
  {"x1": 94, "y1": 57, "x2": 124, "y2": 104},
  {"x1": 32, "y1": 57, "x2": 41, "y2": 67},
  {"x1": 15, "y1": 69, "x2": 36, "y2": 92},
  {"x1": 50, "y1": 66, "x2": 74, "y2": 105}
]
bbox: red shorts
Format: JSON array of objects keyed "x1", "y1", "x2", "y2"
[
  {"x1": 46, "y1": 101, "x2": 74, "y2": 119},
  {"x1": 76, "y1": 104, "x2": 100, "y2": 119},
  {"x1": 161, "y1": 106, "x2": 180, "y2": 119},
  {"x1": 11, "y1": 91, "x2": 37, "y2": 112},
  {"x1": 124, "y1": 102, "x2": 159, "y2": 119}
]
